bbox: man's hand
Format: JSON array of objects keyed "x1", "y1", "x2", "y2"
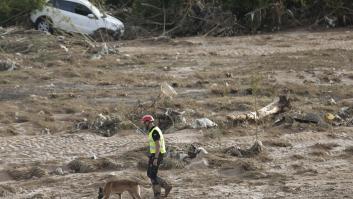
[{"x1": 153, "y1": 158, "x2": 158, "y2": 166}]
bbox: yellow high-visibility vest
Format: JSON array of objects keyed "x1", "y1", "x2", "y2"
[{"x1": 148, "y1": 126, "x2": 166, "y2": 154}]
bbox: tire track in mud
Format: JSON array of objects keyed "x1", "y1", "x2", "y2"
[
  {"x1": 0, "y1": 130, "x2": 201, "y2": 164},
  {"x1": 122, "y1": 31, "x2": 353, "y2": 58}
]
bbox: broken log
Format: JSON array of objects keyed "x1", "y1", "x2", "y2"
[{"x1": 227, "y1": 95, "x2": 290, "y2": 122}]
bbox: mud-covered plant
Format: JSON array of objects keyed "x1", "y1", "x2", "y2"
[{"x1": 251, "y1": 73, "x2": 262, "y2": 140}]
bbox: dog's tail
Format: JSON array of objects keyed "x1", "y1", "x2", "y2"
[{"x1": 98, "y1": 187, "x2": 104, "y2": 199}]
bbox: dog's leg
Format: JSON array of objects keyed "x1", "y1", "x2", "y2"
[
  {"x1": 131, "y1": 186, "x2": 142, "y2": 199},
  {"x1": 103, "y1": 183, "x2": 112, "y2": 199},
  {"x1": 127, "y1": 191, "x2": 135, "y2": 199}
]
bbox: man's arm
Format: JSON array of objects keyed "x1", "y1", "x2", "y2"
[
  {"x1": 152, "y1": 130, "x2": 161, "y2": 159},
  {"x1": 155, "y1": 141, "x2": 160, "y2": 158}
]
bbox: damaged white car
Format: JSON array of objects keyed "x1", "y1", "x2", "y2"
[{"x1": 30, "y1": 0, "x2": 124, "y2": 40}]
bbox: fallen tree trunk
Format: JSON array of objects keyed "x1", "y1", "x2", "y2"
[{"x1": 227, "y1": 95, "x2": 290, "y2": 122}]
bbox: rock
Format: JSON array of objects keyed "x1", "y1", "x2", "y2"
[
  {"x1": 59, "y1": 44, "x2": 69, "y2": 52},
  {"x1": 293, "y1": 113, "x2": 322, "y2": 124},
  {"x1": 0, "y1": 60, "x2": 16, "y2": 71},
  {"x1": 191, "y1": 118, "x2": 217, "y2": 129},
  {"x1": 57, "y1": 36, "x2": 65, "y2": 42},
  {"x1": 90, "y1": 54, "x2": 102, "y2": 60},
  {"x1": 54, "y1": 167, "x2": 64, "y2": 176}
]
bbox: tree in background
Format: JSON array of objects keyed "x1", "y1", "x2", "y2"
[{"x1": 0, "y1": 0, "x2": 46, "y2": 26}]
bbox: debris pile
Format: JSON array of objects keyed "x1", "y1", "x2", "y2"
[
  {"x1": 225, "y1": 140, "x2": 264, "y2": 157},
  {"x1": 136, "y1": 144, "x2": 210, "y2": 170},
  {"x1": 227, "y1": 95, "x2": 290, "y2": 123},
  {"x1": 191, "y1": 118, "x2": 218, "y2": 129},
  {"x1": 156, "y1": 108, "x2": 186, "y2": 131},
  {"x1": 75, "y1": 114, "x2": 122, "y2": 137},
  {"x1": 273, "y1": 106, "x2": 353, "y2": 128}
]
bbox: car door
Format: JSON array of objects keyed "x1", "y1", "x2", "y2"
[
  {"x1": 70, "y1": 3, "x2": 100, "y2": 34},
  {"x1": 55, "y1": 0, "x2": 98, "y2": 34},
  {"x1": 39, "y1": 0, "x2": 65, "y2": 30}
]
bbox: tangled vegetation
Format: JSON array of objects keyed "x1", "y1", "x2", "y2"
[{"x1": 1, "y1": 0, "x2": 353, "y2": 37}]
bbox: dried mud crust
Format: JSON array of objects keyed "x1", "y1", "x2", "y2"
[{"x1": 1, "y1": 29, "x2": 353, "y2": 198}]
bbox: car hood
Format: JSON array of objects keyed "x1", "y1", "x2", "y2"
[{"x1": 103, "y1": 15, "x2": 124, "y2": 28}]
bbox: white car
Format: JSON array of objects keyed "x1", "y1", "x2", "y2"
[{"x1": 30, "y1": 0, "x2": 124, "y2": 39}]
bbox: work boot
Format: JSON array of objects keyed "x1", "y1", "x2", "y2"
[
  {"x1": 157, "y1": 178, "x2": 172, "y2": 197},
  {"x1": 152, "y1": 184, "x2": 162, "y2": 199}
]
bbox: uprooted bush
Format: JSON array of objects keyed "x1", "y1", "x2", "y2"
[
  {"x1": 7, "y1": 166, "x2": 47, "y2": 180},
  {"x1": 67, "y1": 157, "x2": 121, "y2": 173},
  {"x1": 0, "y1": 185, "x2": 16, "y2": 197},
  {"x1": 108, "y1": 0, "x2": 353, "y2": 37}
]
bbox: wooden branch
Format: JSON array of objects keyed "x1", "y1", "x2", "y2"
[
  {"x1": 227, "y1": 95, "x2": 290, "y2": 122},
  {"x1": 141, "y1": 3, "x2": 162, "y2": 11}
]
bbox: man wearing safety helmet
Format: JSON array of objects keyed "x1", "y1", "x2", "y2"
[{"x1": 141, "y1": 115, "x2": 172, "y2": 199}]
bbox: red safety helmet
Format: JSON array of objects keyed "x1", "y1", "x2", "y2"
[{"x1": 141, "y1": 115, "x2": 154, "y2": 123}]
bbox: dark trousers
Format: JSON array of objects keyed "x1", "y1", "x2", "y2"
[{"x1": 147, "y1": 153, "x2": 163, "y2": 185}]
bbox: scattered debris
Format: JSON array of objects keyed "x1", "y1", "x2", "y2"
[
  {"x1": 156, "y1": 108, "x2": 186, "y2": 131},
  {"x1": 327, "y1": 98, "x2": 337, "y2": 105},
  {"x1": 74, "y1": 114, "x2": 122, "y2": 137},
  {"x1": 57, "y1": 36, "x2": 65, "y2": 42},
  {"x1": 59, "y1": 44, "x2": 69, "y2": 52},
  {"x1": 89, "y1": 43, "x2": 119, "y2": 60},
  {"x1": 227, "y1": 96, "x2": 290, "y2": 123},
  {"x1": 0, "y1": 59, "x2": 16, "y2": 71},
  {"x1": 225, "y1": 140, "x2": 264, "y2": 157},
  {"x1": 324, "y1": 16, "x2": 337, "y2": 28},
  {"x1": 191, "y1": 118, "x2": 218, "y2": 129}
]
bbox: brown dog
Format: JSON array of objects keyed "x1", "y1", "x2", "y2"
[{"x1": 98, "y1": 178, "x2": 150, "y2": 199}]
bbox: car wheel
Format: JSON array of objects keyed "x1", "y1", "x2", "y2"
[
  {"x1": 92, "y1": 29, "x2": 115, "y2": 42},
  {"x1": 36, "y1": 18, "x2": 53, "y2": 34}
]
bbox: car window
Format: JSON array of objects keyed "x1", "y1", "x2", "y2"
[
  {"x1": 55, "y1": 0, "x2": 93, "y2": 16},
  {"x1": 56, "y1": 0, "x2": 75, "y2": 12},
  {"x1": 74, "y1": 4, "x2": 93, "y2": 16},
  {"x1": 47, "y1": 0, "x2": 55, "y2": 6}
]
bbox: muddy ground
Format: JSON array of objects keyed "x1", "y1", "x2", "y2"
[{"x1": 0, "y1": 28, "x2": 353, "y2": 199}]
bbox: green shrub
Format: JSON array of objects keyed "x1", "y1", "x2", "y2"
[{"x1": 0, "y1": 0, "x2": 46, "y2": 26}]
